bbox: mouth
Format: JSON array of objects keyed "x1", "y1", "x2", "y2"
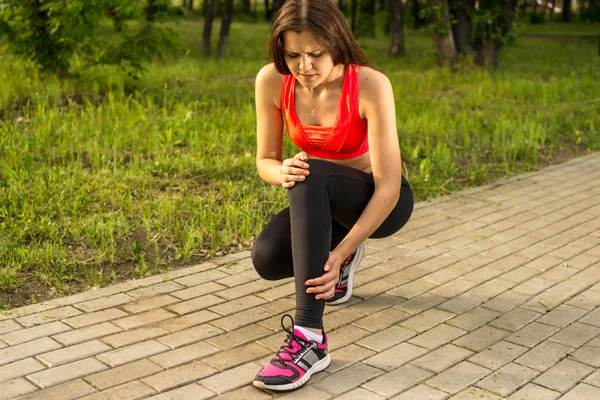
[{"x1": 300, "y1": 74, "x2": 316, "y2": 80}]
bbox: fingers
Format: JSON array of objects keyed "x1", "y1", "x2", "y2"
[{"x1": 280, "y1": 154, "x2": 310, "y2": 189}]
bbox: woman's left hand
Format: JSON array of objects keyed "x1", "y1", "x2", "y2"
[{"x1": 305, "y1": 251, "x2": 344, "y2": 301}]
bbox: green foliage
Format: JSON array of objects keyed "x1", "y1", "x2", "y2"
[
  {"x1": 471, "y1": 0, "x2": 517, "y2": 45},
  {"x1": 0, "y1": 0, "x2": 178, "y2": 77}
]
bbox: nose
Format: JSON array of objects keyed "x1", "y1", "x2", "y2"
[{"x1": 299, "y1": 54, "x2": 312, "y2": 73}]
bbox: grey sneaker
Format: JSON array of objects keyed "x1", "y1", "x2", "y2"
[{"x1": 325, "y1": 243, "x2": 365, "y2": 305}]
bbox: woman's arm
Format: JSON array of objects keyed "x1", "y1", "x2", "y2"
[{"x1": 306, "y1": 68, "x2": 402, "y2": 299}]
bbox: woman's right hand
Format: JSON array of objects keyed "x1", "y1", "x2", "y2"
[{"x1": 280, "y1": 151, "x2": 310, "y2": 189}]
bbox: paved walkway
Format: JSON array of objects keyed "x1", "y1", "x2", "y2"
[{"x1": 1, "y1": 154, "x2": 600, "y2": 400}]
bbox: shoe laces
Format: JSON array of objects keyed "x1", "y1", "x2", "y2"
[{"x1": 272, "y1": 315, "x2": 313, "y2": 365}]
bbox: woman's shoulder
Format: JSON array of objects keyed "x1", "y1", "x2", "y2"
[
  {"x1": 256, "y1": 63, "x2": 285, "y2": 107},
  {"x1": 357, "y1": 66, "x2": 392, "y2": 93}
]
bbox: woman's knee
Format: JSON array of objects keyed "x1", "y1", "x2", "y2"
[{"x1": 251, "y1": 238, "x2": 288, "y2": 281}]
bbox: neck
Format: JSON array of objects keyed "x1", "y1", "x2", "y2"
[{"x1": 306, "y1": 65, "x2": 344, "y2": 94}]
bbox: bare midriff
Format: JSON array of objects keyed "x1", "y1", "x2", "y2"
[{"x1": 308, "y1": 151, "x2": 372, "y2": 173}]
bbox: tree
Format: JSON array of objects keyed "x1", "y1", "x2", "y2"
[
  {"x1": 388, "y1": 0, "x2": 405, "y2": 56},
  {"x1": 450, "y1": 0, "x2": 474, "y2": 54},
  {"x1": 472, "y1": 0, "x2": 518, "y2": 67},
  {"x1": 355, "y1": 0, "x2": 377, "y2": 37},
  {"x1": 0, "y1": 0, "x2": 176, "y2": 77},
  {"x1": 203, "y1": 0, "x2": 219, "y2": 58},
  {"x1": 563, "y1": 0, "x2": 572, "y2": 21},
  {"x1": 428, "y1": 0, "x2": 457, "y2": 65},
  {"x1": 217, "y1": 0, "x2": 234, "y2": 58}
]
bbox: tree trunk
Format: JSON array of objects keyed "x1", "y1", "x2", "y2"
[
  {"x1": 411, "y1": 0, "x2": 425, "y2": 28},
  {"x1": 272, "y1": 0, "x2": 284, "y2": 20},
  {"x1": 338, "y1": 0, "x2": 346, "y2": 14},
  {"x1": 187, "y1": 0, "x2": 194, "y2": 11},
  {"x1": 241, "y1": 0, "x2": 251, "y2": 14},
  {"x1": 203, "y1": 0, "x2": 219, "y2": 58},
  {"x1": 388, "y1": 0, "x2": 405, "y2": 56},
  {"x1": 145, "y1": 0, "x2": 158, "y2": 21},
  {"x1": 217, "y1": 0, "x2": 234, "y2": 58},
  {"x1": 428, "y1": 0, "x2": 457, "y2": 65},
  {"x1": 265, "y1": 0, "x2": 271, "y2": 20},
  {"x1": 352, "y1": 0, "x2": 358, "y2": 34},
  {"x1": 450, "y1": 0, "x2": 473, "y2": 54},
  {"x1": 474, "y1": 0, "x2": 518, "y2": 67},
  {"x1": 473, "y1": 40, "x2": 500, "y2": 66},
  {"x1": 357, "y1": 0, "x2": 377, "y2": 37},
  {"x1": 563, "y1": 0, "x2": 572, "y2": 21}
]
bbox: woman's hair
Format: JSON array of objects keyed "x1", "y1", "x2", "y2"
[{"x1": 269, "y1": 0, "x2": 374, "y2": 74}]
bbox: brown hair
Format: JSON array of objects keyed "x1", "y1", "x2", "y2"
[{"x1": 269, "y1": 0, "x2": 374, "y2": 75}]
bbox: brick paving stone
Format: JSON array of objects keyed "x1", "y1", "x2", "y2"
[
  {"x1": 468, "y1": 340, "x2": 528, "y2": 370},
  {"x1": 16, "y1": 306, "x2": 83, "y2": 328},
  {"x1": 327, "y1": 325, "x2": 372, "y2": 351},
  {"x1": 171, "y1": 282, "x2": 228, "y2": 301},
  {"x1": 411, "y1": 344, "x2": 474, "y2": 373},
  {"x1": 212, "y1": 308, "x2": 273, "y2": 331},
  {"x1": 549, "y1": 279, "x2": 592, "y2": 297},
  {"x1": 78, "y1": 380, "x2": 155, "y2": 400},
  {"x1": 448, "y1": 387, "x2": 502, "y2": 400},
  {"x1": 476, "y1": 362, "x2": 539, "y2": 397},
  {"x1": 200, "y1": 362, "x2": 261, "y2": 394},
  {"x1": 400, "y1": 308, "x2": 455, "y2": 333},
  {"x1": 362, "y1": 364, "x2": 433, "y2": 398},
  {"x1": 0, "y1": 357, "x2": 45, "y2": 383},
  {"x1": 583, "y1": 369, "x2": 600, "y2": 387},
  {"x1": 409, "y1": 324, "x2": 467, "y2": 350},
  {"x1": 489, "y1": 307, "x2": 541, "y2": 332},
  {"x1": 328, "y1": 344, "x2": 376, "y2": 373},
  {"x1": 156, "y1": 310, "x2": 220, "y2": 333},
  {"x1": 568, "y1": 253, "x2": 600, "y2": 270},
  {"x1": 0, "y1": 320, "x2": 22, "y2": 335},
  {"x1": 364, "y1": 342, "x2": 427, "y2": 372},
  {"x1": 447, "y1": 307, "x2": 501, "y2": 331},
  {"x1": 462, "y1": 266, "x2": 504, "y2": 284},
  {"x1": 174, "y1": 270, "x2": 230, "y2": 287},
  {"x1": 146, "y1": 383, "x2": 215, "y2": 400},
  {"x1": 52, "y1": 322, "x2": 121, "y2": 346},
  {"x1": 97, "y1": 340, "x2": 170, "y2": 367},
  {"x1": 453, "y1": 325, "x2": 510, "y2": 352},
  {"x1": 13, "y1": 379, "x2": 97, "y2": 400},
  {"x1": 354, "y1": 278, "x2": 400, "y2": 299},
  {"x1": 579, "y1": 307, "x2": 600, "y2": 327},
  {"x1": 255, "y1": 282, "x2": 295, "y2": 301},
  {"x1": 207, "y1": 324, "x2": 272, "y2": 350},
  {"x1": 483, "y1": 291, "x2": 530, "y2": 313},
  {"x1": 513, "y1": 277, "x2": 555, "y2": 296},
  {"x1": 425, "y1": 361, "x2": 492, "y2": 395},
  {"x1": 27, "y1": 358, "x2": 109, "y2": 388},
  {"x1": 387, "y1": 280, "x2": 439, "y2": 299},
  {"x1": 101, "y1": 327, "x2": 169, "y2": 348},
  {"x1": 566, "y1": 289, "x2": 600, "y2": 310},
  {"x1": 430, "y1": 279, "x2": 479, "y2": 298},
  {"x1": 521, "y1": 292, "x2": 570, "y2": 314},
  {"x1": 121, "y1": 295, "x2": 180, "y2": 314},
  {"x1": 570, "y1": 337, "x2": 600, "y2": 367},
  {"x1": 315, "y1": 362, "x2": 383, "y2": 395},
  {"x1": 0, "y1": 378, "x2": 38, "y2": 399},
  {"x1": 538, "y1": 265, "x2": 579, "y2": 283},
  {"x1": 500, "y1": 267, "x2": 542, "y2": 284},
  {"x1": 335, "y1": 387, "x2": 386, "y2": 400},
  {"x1": 505, "y1": 383, "x2": 560, "y2": 400},
  {"x1": 216, "y1": 270, "x2": 260, "y2": 288},
  {"x1": 534, "y1": 358, "x2": 595, "y2": 393},
  {"x1": 141, "y1": 361, "x2": 217, "y2": 392},
  {"x1": 211, "y1": 386, "x2": 272, "y2": 400},
  {"x1": 277, "y1": 385, "x2": 332, "y2": 399},
  {"x1": 258, "y1": 297, "x2": 295, "y2": 315},
  {"x1": 37, "y1": 340, "x2": 112, "y2": 367},
  {"x1": 391, "y1": 384, "x2": 449, "y2": 400},
  {"x1": 157, "y1": 324, "x2": 224, "y2": 349},
  {"x1": 208, "y1": 295, "x2": 267, "y2": 316},
  {"x1": 1, "y1": 321, "x2": 72, "y2": 345},
  {"x1": 217, "y1": 281, "x2": 271, "y2": 300},
  {"x1": 203, "y1": 342, "x2": 271, "y2": 371},
  {"x1": 322, "y1": 308, "x2": 365, "y2": 331},
  {"x1": 549, "y1": 322, "x2": 600, "y2": 347},
  {"x1": 352, "y1": 294, "x2": 405, "y2": 315},
  {"x1": 353, "y1": 308, "x2": 411, "y2": 332},
  {"x1": 112, "y1": 309, "x2": 177, "y2": 330},
  {"x1": 0, "y1": 337, "x2": 62, "y2": 366},
  {"x1": 396, "y1": 293, "x2": 449, "y2": 315},
  {"x1": 64, "y1": 309, "x2": 129, "y2": 329},
  {"x1": 469, "y1": 279, "x2": 515, "y2": 299},
  {"x1": 75, "y1": 293, "x2": 135, "y2": 313},
  {"x1": 166, "y1": 294, "x2": 226, "y2": 315},
  {"x1": 150, "y1": 341, "x2": 220, "y2": 369},
  {"x1": 438, "y1": 293, "x2": 487, "y2": 314},
  {"x1": 515, "y1": 340, "x2": 575, "y2": 371},
  {"x1": 536, "y1": 305, "x2": 587, "y2": 328},
  {"x1": 85, "y1": 359, "x2": 163, "y2": 390},
  {"x1": 128, "y1": 281, "x2": 186, "y2": 298},
  {"x1": 560, "y1": 383, "x2": 600, "y2": 400},
  {"x1": 356, "y1": 325, "x2": 416, "y2": 352}
]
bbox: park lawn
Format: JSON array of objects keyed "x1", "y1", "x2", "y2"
[{"x1": 0, "y1": 21, "x2": 598, "y2": 309}]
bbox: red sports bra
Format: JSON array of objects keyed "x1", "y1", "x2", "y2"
[{"x1": 280, "y1": 64, "x2": 369, "y2": 160}]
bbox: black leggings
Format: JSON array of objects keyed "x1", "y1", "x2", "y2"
[{"x1": 251, "y1": 159, "x2": 414, "y2": 329}]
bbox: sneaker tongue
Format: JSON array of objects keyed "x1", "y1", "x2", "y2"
[{"x1": 293, "y1": 328, "x2": 310, "y2": 342}]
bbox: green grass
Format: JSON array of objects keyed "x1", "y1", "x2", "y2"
[{"x1": 0, "y1": 20, "x2": 598, "y2": 309}]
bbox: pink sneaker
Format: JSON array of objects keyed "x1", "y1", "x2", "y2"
[
  {"x1": 326, "y1": 243, "x2": 365, "y2": 305},
  {"x1": 253, "y1": 315, "x2": 330, "y2": 391}
]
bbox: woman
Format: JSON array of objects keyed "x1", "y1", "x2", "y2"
[{"x1": 250, "y1": 0, "x2": 414, "y2": 391}]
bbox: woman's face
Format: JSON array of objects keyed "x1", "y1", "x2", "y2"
[{"x1": 282, "y1": 30, "x2": 338, "y2": 89}]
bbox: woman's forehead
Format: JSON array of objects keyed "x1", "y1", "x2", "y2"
[{"x1": 283, "y1": 31, "x2": 322, "y2": 52}]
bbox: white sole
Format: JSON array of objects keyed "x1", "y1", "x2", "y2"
[
  {"x1": 252, "y1": 353, "x2": 331, "y2": 392},
  {"x1": 327, "y1": 243, "x2": 365, "y2": 306}
]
